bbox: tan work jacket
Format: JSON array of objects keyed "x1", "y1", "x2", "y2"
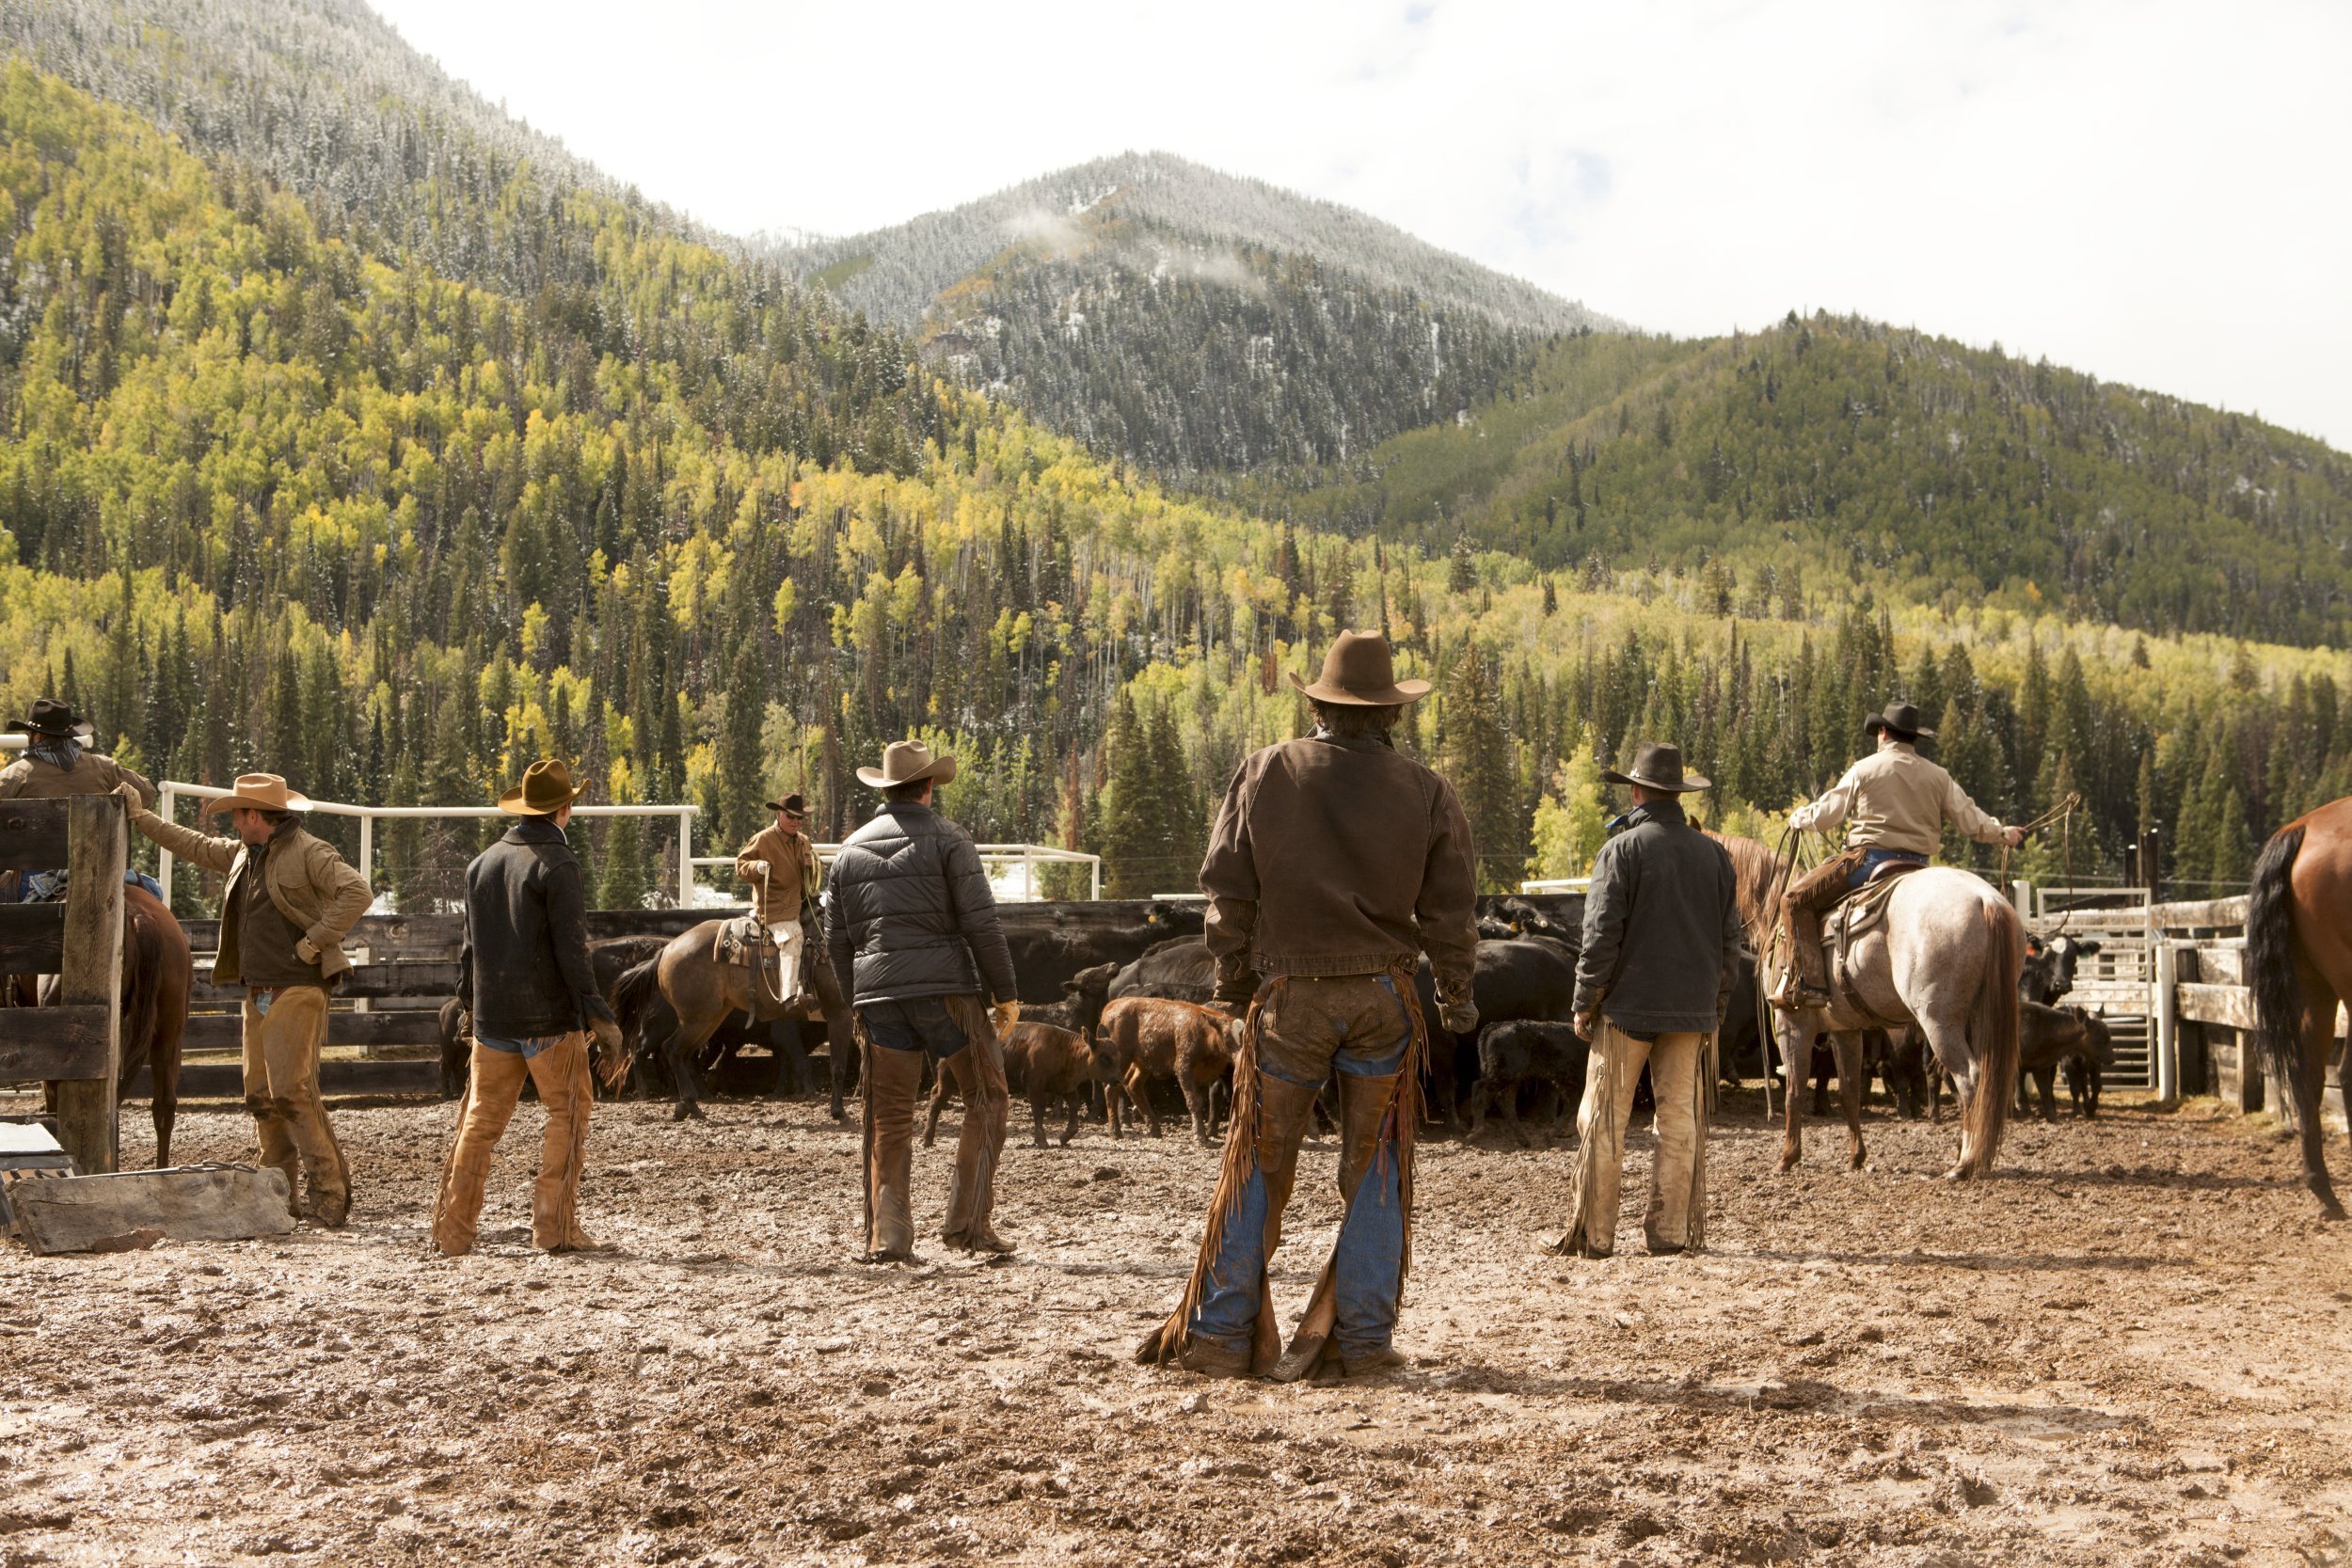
[
  {"x1": 133, "y1": 810, "x2": 373, "y2": 983},
  {"x1": 0, "y1": 750, "x2": 157, "y2": 808},
  {"x1": 735, "y1": 823, "x2": 820, "y2": 926},
  {"x1": 1789, "y1": 743, "x2": 2007, "y2": 857}
]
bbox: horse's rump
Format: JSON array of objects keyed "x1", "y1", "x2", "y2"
[{"x1": 2246, "y1": 821, "x2": 2311, "y2": 1123}]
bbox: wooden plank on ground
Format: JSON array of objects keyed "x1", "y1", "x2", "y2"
[
  {"x1": 180, "y1": 1010, "x2": 443, "y2": 1052},
  {"x1": 52, "y1": 796, "x2": 124, "y2": 1175},
  {"x1": 8, "y1": 1164, "x2": 294, "y2": 1253},
  {"x1": 0, "y1": 800, "x2": 72, "y2": 872},
  {"x1": 0, "y1": 904, "x2": 64, "y2": 974},
  {"x1": 0, "y1": 1005, "x2": 117, "y2": 1081}
]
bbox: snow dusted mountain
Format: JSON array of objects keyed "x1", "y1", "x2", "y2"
[{"x1": 781, "y1": 152, "x2": 1621, "y2": 479}]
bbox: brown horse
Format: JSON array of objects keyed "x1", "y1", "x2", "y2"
[
  {"x1": 2247, "y1": 795, "x2": 2352, "y2": 1218},
  {"x1": 24, "y1": 885, "x2": 193, "y2": 1164},
  {"x1": 607, "y1": 920, "x2": 850, "y2": 1121}
]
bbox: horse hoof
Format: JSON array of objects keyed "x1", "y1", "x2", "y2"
[
  {"x1": 1776, "y1": 1152, "x2": 1800, "y2": 1174},
  {"x1": 1943, "y1": 1164, "x2": 1969, "y2": 1181},
  {"x1": 673, "y1": 1101, "x2": 705, "y2": 1123}
]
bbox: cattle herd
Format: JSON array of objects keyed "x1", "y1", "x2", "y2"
[{"x1": 433, "y1": 899, "x2": 2118, "y2": 1146}]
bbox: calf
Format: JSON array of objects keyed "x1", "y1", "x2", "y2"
[
  {"x1": 1469, "y1": 1021, "x2": 1588, "y2": 1146},
  {"x1": 1097, "y1": 996, "x2": 1237, "y2": 1143},
  {"x1": 923, "y1": 1021, "x2": 1123, "y2": 1149},
  {"x1": 2019, "y1": 1002, "x2": 2114, "y2": 1121}
]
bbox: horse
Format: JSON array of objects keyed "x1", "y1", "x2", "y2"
[
  {"x1": 606, "y1": 920, "x2": 850, "y2": 1121},
  {"x1": 1709, "y1": 832, "x2": 2024, "y2": 1179},
  {"x1": 12, "y1": 884, "x2": 194, "y2": 1165},
  {"x1": 2246, "y1": 795, "x2": 2352, "y2": 1218}
]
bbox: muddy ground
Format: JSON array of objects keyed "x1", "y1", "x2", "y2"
[{"x1": 4, "y1": 1084, "x2": 2349, "y2": 1567}]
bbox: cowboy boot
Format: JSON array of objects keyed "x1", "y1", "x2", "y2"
[
  {"x1": 245, "y1": 1094, "x2": 301, "y2": 1216},
  {"x1": 1179, "y1": 1070, "x2": 1321, "y2": 1375},
  {"x1": 528, "y1": 1035, "x2": 603, "y2": 1252},
  {"x1": 862, "y1": 1044, "x2": 926, "y2": 1261},
  {"x1": 942, "y1": 1038, "x2": 1013, "y2": 1253},
  {"x1": 431, "y1": 1046, "x2": 529, "y2": 1256},
  {"x1": 1331, "y1": 1069, "x2": 1410, "y2": 1375}
]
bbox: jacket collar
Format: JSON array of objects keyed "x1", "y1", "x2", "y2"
[
  {"x1": 503, "y1": 816, "x2": 570, "y2": 846},
  {"x1": 1616, "y1": 799, "x2": 1688, "y2": 832},
  {"x1": 246, "y1": 815, "x2": 303, "y2": 864},
  {"x1": 1308, "y1": 727, "x2": 1395, "y2": 753}
]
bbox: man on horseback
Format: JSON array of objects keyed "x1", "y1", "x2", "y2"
[
  {"x1": 1138, "y1": 630, "x2": 1479, "y2": 1381},
  {"x1": 434, "y1": 760, "x2": 618, "y2": 1256},
  {"x1": 1, "y1": 698, "x2": 165, "y2": 902},
  {"x1": 735, "y1": 792, "x2": 852, "y2": 1102},
  {"x1": 119, "y1": 772, "x2": 372, "y2": 1225},
  {"x1": 824, "y1": 739, "x2": 1020, "y2": 1260},
  {"x1": 1774, "y1": 700, "x2": 2023, "y2": 1010}
]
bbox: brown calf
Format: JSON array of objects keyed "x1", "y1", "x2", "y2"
[
  {"x1": 923, "y1": 1022, "x2": 1120, "y2": 1149},
  {"x1": 1097, "y1": 996, "x2": 1236, "y2": 1144}
]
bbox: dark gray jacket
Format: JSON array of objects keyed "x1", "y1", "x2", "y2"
[
  {"x1": 824, "y1": 803, "x2": 1018, "y2": 1007},
  {"x1": 1572, "y1": 799, "x2": 1743, "y2": 1035},
  {"x1": 458, "y1": 818, "x2": 614, "y2": 1037}
]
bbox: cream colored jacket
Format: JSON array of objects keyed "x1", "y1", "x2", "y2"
[{"x1": 1789, "y1": 743, "x2": 2007, "y2": 856}]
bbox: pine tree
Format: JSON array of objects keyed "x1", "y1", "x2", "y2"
[{"x1": 1443, "y1": 647, "x2": 1518, "y2": 892}]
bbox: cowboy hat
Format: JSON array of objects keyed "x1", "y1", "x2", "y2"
[
  {"x1": 1286, "y1": 630, "x2": 1431, "y2": 706},
  {"x1": 199, "y1": 772, "x2": 311, "y2": 815},
  {"x1": 499, "y1": 758, "x2": 589, "y2": 816},
  {"x1": 1865, "y1": 700, "x2": 1936, "y2": 741},
  {"x1": 6, "y1": 698, "x2": 93, "y2": 738},
  {"x1": 1599, "y1": 741, "x2": 1711, "y2": 794},
  {"x1": 856, "y1": 738, "x2": 958, "y2": 790},
  {"x1": 764, "y1": 792, "x2": 808, "y2": 814}
]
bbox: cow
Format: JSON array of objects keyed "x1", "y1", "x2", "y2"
[
  {"x1": 998, "y1": 900, "x2": 1204, "y2": 1002},
  {"x1": 1468, "y1": 1021, "x2": 1589, "y2": 1146},
  {"x1": 1108, "y1": 938, "x2": 1218, "y2": 1004},
  {"x1": 1412, "y1": 939, "x2": 1579, "y2": 1127},
  {"x1": 2019, "y1": 1002, "x2": 2115, "y2": 1122},
  {"x1": 1023, "y1": 961, "x2": 1119, "y2": 1037},
  {"x1": 921, "y1": 1020, "x2": 1125, "y2": 1149},
  {"x1": 1095, "y1": 996, "x2": 1237, "y2": 1143},
  {"x1": 2022, "y1": 934, "x2": 2102, "y2": 1006}
]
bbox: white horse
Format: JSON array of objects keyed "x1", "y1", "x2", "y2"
[{"x1": 1711, "y1": 835, "x2": 2024, "y2": 1178}]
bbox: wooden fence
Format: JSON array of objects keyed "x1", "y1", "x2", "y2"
[{"x1": 0, "y1": 797, "x2": 127, "y2": 1171}]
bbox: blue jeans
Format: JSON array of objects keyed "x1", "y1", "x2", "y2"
[
  {"x1": 1851, "y1": 848, "x2": 1928, "y2": 889},
  {"x1": 11, "y1": 868, "x2": 164, "y2": 902},
  {"x1": 859, "y1": 996, "x2": 978, "y2": 1061},
  {"x1": 476, "y1": 1031, "x2": 568, "y2": 1059}
]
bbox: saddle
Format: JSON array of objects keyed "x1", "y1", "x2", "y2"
[
  {"x1": 712, "y1": 915, "x2": 800, "y2": 1018},
  {"x1": 1824, "y1": 861, "x2": 1926, "y2": 1019}
]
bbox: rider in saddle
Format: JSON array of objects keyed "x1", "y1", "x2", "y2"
[
  {"x1": 0, "y1": 698, "x2": 165, "y2": 901},
  {"x1": 1774, "y1": 700, "x2": 2025, "y2": 1011}
]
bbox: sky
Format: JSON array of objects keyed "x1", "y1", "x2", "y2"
[{"x1": 369, "y1": 0, "x2": 2352, "y2": 450}]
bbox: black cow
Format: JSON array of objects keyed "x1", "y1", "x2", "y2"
[
  {"x1": 1469, "y1": 1021, "x2": 1589, "y2": 1145},
  {"x1": 2022, "y1": 934, "x2": 2102, "y2": 1006},
  {"x1": 1024, "y1": 960, "x2": 1119, "y2": 1038},
  {"x1": 1109, "y1": 939, "x2": 1218, "y2": 1003},
  {"x1": 999, "y1": 900, "x2": 1204, "y2": 1002},
  {"x1": 1414, "y1": 939, "x2": 1580, "y2": 1127}
]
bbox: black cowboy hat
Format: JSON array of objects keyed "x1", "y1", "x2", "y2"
[
  {"x1": 1599, "y1": 740, "x2": 1710, "y2": 793},
  {"x1": 764, "y1": 793, "x2": 807, "y2": 815},
  {"x1": 6, "y1": 698, "x2": 92, "y2": 738},
  {"x1": 1865, "y1": 700, "x2": 1936, "y2": 741}
]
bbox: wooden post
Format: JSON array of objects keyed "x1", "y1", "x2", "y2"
[{"x1": 53, "y1": 794, "x2": 126, "y2": 1175}]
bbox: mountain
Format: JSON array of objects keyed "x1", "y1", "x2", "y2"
[
  {"x1": 782, "y1": 152, "x2": 1619, "y2": 478},
  {"x1": 1252, "y1": 316, "x2": 2352, "y2": 649}
]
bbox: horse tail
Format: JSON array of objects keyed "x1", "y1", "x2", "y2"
[
  {"x1": 605, "y1": 958, "x2": 662, "y2": 1091},
  {"x1": 1966, "y1": 895, "x2": 2025, "y2": 1174},
  {"x1": 2247, "y1": 821, "x2": 2311, "y2": 1123},
  {"x1": 118, "y1": 893, "x2": 162, "y2": 1086}
]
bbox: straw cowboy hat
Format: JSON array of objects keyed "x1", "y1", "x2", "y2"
[
  {"x1": 199, "y1": 772, "x2": 312, "y2": 815},
  {"x1": 499, "y1": 758, "x2": 589, "y2": 816},
  {"x1": 1599, "y1": 741, "x2": 1711, "y2": 794},
  {"x1": 857, "y1": 739, "x2": 959, "y2": 790},
  {"x1": 6, "y1": 698, "x2": 93, "y2": 738},
  {"x1": 1287, "y1": 630, "x2": 1431, "y2": 706},
  {"x1": 1864, "y1": 700, "x2": 1937, "y2": 741}
]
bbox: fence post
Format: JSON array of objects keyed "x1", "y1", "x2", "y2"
[
  {"x1": 2010, "y1": 879, "x2": 2032, "y2": 920},
  {"x1": 677, "y1": 809, "x2": 695, "y2": 910},
  {"x1": 1090, "y1": 857, "x2": 1101, "y2": 901},
  {"x1": 55, "y1": 796, "x2": 127, "y2": 1175},
  {"x1": 157, "y1": 784, "x2": 175, "y2": 910},
  {"x1": 2153, "y1": 941, "x2": 2179, "y2": 1104}
]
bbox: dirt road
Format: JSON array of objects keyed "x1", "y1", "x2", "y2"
[{"x1": 4, "y1": 1088, "x2": 2348, "y2": 1566}]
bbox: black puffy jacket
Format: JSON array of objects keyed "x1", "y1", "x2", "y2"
[{"x1": 824, "y1": 804, "x2": 1018, "y2": 1007}]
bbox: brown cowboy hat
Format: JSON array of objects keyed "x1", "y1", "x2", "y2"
[
  {"x1": 499, "y1": 758, "x2": 589, "y2": 816},
  {"x1": 1286, "y1": 630, "x2": 1431, "y2": 706},
  {"x1": 856, "y1": 738, "x2": 958, "y2": 790},
  {"x1": 199, "y1": 772, "x2": 312, "y2": 815},
  {"x1": 6, "y1": 698, "x2": 93, "y2": 738},
  {"x1": 763, "y1": 792, "x2": 808, "y2": 814},
  {"x1": 1864, "y1": 700, "x2": 1936, "y2": 741},
  {"x1": 1599, "y1": 740, "x2": 1711, "y2": 794}
]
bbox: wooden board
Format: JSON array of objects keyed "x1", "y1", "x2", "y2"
[
  {"x1": 0, "y1": 800, "x2": 72, "y2": 872},
  {"x1": 2179, "y1": 984, "x2": 2257, "y2": 1030},
  {"x1": 189, "y1": 959, "x2": 462, "y2": 1006},
  {"x1": 2148, "y1": 895, "x2": 2250, "y2": 929},
  {"x1": 8, "y1": 1164, "x2": 294, "y2": 1253},
  {"x1": 0, "y1": 1005, "x2": 118, "y2": 1081},
  {"x1": 0, "y1": 903, "x2": 65, "y2": 974},
  {"x1": 125, "y1": 1057, "x2": 441, "y2": 1099},
  {"x1": 179, "y1": 1009, "x2": 445, "y2": 1052}
]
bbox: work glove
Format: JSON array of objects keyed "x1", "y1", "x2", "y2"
[
  {"x1": 992, "y1": 999, "x2": 1020, "y2": 1037},
  {"x1": 1438, "y1": 998, "x2": 1479, "y2": 1036},
  {"x1": 111, "y1": 780, "x2": 150, "y2": 820}
]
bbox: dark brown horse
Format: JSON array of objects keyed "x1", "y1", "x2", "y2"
[
  {"x1": 2247, "y1": 795, "x2": 2352, "y2": 1217},
  {"x1": 24, "y1": 885, "x2": 193, "y2": 1164},
  {"x1": 607, "y1": 920, "x2": 850, "y2": 1120}
]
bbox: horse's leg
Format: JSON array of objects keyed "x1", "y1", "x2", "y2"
[
  {"x1": 806, "y1": 951, "x2": 852, "y2": 1122},
  {"x1": 1776, "y1": 1011, "x2": 1811, "y2": 1172},
  {"x1": 1915, "y1": 1010, "x2": 1979, "y2": 1180},
  {"x1": 1831, "y1": 1031, "x2": 1867, "y2": 1171},
  {"x1": 2290, "y1": 963, "x2": 2344, "y2": 1218},
  {"x1": 150, "y1": 1022, "x2": 183, "y2": 1168}
]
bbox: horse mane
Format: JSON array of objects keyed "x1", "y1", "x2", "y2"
[{"x1": 1703, "y1": 830, "x2": 1784, "y2": 949}]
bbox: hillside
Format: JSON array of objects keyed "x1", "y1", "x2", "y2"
[
  {"x1": 782, "y1": 152, "x2": 1618, "y2": 477},
  {"x1": 1250, "y1": 319, "x2": 2352, "y2": 649}
]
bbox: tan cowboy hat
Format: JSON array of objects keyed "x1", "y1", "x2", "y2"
[
  {"x1": 499, "y1": 758, "x2": 589, "y2": 816},
  {"x1": 856, "y1": 738, "x2": 958, "y2": 790},
  {"x1": 1599, "y1": 741, "x2": 1711, "y2": 793},
  {"x1": 1287, "y1": 630, "x2": 1431, "y2": 706},
  {"x1": 199, "y1": 772, "x2": 311, "y2": 815},
  {"x1": 1865, "y1": 700, "x2": 1937, "y2": 741}
]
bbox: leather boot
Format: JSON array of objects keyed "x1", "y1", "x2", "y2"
[
  {"x1": 862, "y1": 1044, "x2": 925, "y2": 1261},
  {"x1": 527, "y1": 1034, "x2": 600, "y2": 1252},
  {"x1": 431, "y1": 1045, "x2": 528, "y2": 1256},
  {"x1": 246, "y1": 1093, "x2": 300, "y2": 1217},
  {"x1": 942, "y1": 1037, "x2": 1013, "y2": 1253}
]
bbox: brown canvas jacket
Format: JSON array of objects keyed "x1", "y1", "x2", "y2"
[
  {"x1": 131, "y1": 809, "x2": 372, "y2": 984},
  {"x1": 1200, "y1": 732, "x2": 1478, "y2": 1003},
  {"x1": 735, "y1": 823, "x2": 819, "y2": 925},
  {"x1": 0, "y1": 750, "x2": 157, "y2": 808}
]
